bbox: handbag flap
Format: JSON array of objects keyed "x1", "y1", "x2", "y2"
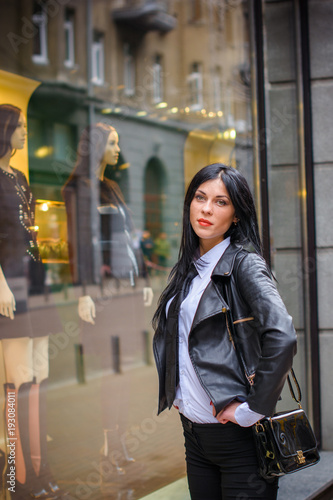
[{"x1": 268, "y1": 409, "x2": 318, "y2": 458}]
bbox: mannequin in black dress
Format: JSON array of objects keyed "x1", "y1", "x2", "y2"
[{"x1": 0, "y1": 104, "x2": 65, "y2": 499}]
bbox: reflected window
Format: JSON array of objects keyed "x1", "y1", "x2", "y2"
[
  {"x1": 28, "y1": 118, "x2": 44, "y2": 156},
  {"x1": 124, "y1": 43, "x2": 135, "y2": 96},
  {"x1": 64, "y1": 9, "x2": 75, "y2": 68},
  {"x1": 144, "y1": 158, "x2": 165, "y2": 238},
  {"x1": 28, "y1": 119, "x2": 76, "y2": 188},
  {"x1": 92, "y1": 32, "x2": 105, "y2": 85},
  {"x1": 28, "y1": 118, "x2": 54, "y2": 161},
  {"x1": 32, "y1": 1, "x2": 48, "y2": 64},
  {"x1": 153, "y1": 55, "x2": 163, "y2": 103},
  {"x1": 187, "y1": 62, "x2": 203, "y2": 110},
  {"x1": 213, "y1": 66, "x2": 222, "y2": 113},
  {"x1": 54, "y1": 123, "x2": 75, "y2": 162},
  {"x1": 188, "y1": 0, "x2": 203, "y2": 22}
]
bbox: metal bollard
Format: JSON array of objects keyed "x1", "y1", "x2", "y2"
[
  {"x1": 111, "y1": 335, "x2": 121, "y2": 373},
  {"x1": 74, "y1": 343, "x2": 86, "y2": 384},
  {"x1": 142, "y1": 330, "x2": 151, "y2": 365}
]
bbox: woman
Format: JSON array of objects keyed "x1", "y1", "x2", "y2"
[
  {"x1": 62, "y1": 123, "x2": 153, "y2": 475},
  {"x1": 153, "y1": 164, "x2": 297, "y2": 500},
  {"x1": 0, "y1": 104, "x2": 64, "y2": 499}
]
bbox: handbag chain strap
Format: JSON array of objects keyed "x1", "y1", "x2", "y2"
[{"x1": 287, "y1": 368, "x2": 302, "y2": 408}]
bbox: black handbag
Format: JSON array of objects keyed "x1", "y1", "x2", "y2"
[
  {"x1": 252, "y1": 370, "x2": 320, "y2": 479},
  {"x1": 223, "y1": 302, "x2": 320, "y2": 480}
]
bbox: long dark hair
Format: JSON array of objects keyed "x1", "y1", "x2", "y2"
[
  {"x1": 152, "y1": 163, "x2": 264, "y2": 331},
  {"x1": 0, "y1": 104, "x2": 22, "y2": 158}
]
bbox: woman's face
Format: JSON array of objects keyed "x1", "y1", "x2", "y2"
[
  {"x1": 190, "y1": 177, "x2": 237, "y2": 254},
  {"x1": 10, "y1": 113, "x2": 27, "y2": 150},
  {"x1": 102, "y1": 130, "x2": 120, "y2": 166}
]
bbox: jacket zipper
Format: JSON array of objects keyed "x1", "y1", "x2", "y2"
[
  {"x1": 222, "y1": 306, "x2": 234, "y2": 346},
  {"x1": 222, "y1": 307, "x2": 255, "y2": 386}
]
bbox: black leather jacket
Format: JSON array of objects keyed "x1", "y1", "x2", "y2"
[{"x1": 153, "y1": 242, "x2": 297, "y2": 417}]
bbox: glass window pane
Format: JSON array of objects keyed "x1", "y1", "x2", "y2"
[
  {"x1": 0, "y1": 1, "x2": 259, "y2": 498},
  {"x1": 262, "y1": 0, "x2": 308, "y2": 411}
]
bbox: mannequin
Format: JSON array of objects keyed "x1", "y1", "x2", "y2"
[
  {"x1": 63, "y1": 123, "x2": 153, "y2": 322},
  {"x1": 62, "y1": 123, "x2": 153, "y2": 476},
  {"x1": 0, "y1": 104, "x2": 65, "y2": 499}
]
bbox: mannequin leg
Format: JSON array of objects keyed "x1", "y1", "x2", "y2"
[
  {"x1": 32, "y1": 336, "x2": 49, "y2": 385},
  {"x1": 101, "y1": 367, "x2": 135, "y2": 475},
  {"x1": 2, "y1": 337, "x2": 34, "y2": 387},
  {"x1": 29, "y1": 337, "x2": 67, "y2": 497},
  {"x1": 29, "y1": 336, "x2": 48, "y2": 478},
  {"x1": 2, "y1": 337, "x2": 52, "y2": 499}
]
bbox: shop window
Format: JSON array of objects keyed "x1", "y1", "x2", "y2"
[
  {"x1": 32, "y1": 1, "x2": 48, "y2": 64},
  {"x1": 153, "y1": 54, "x2": 163, "y2": 103},
  {"x1": 92, "y1": 32, "x2": 105, "y2": 85},
  {"x1": 124, "y1": 43, "x2": 135, "y2": 96},
  {"x1": 64, "y1": 9, "x2": 75, "y2": 68},
  {"x1": 187, "y1": 62, "x2": 203, "y2": 110}
]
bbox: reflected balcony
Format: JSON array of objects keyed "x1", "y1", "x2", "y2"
[{"x1": 112, "y1": 0, "x2": 177, "y2": 33}]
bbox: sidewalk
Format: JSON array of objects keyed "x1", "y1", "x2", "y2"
[
  {"x1": 46, "y1": 365, "x2": 187, "y2": 500},
  {"x1": 1, "y1": 359, "x2": 331, "y2": 500},
  {"x1": 45, "y1": 364, "x2": 333, "y2": 500},
  {"x1": 140, "y1": 452, "x2": 333, "y2": 500}
]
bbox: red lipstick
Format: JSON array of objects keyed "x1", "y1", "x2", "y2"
[{"x1": 198, "y1": 218, "x2": 213, "y2": 226}]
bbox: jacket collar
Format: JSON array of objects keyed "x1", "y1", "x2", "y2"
[
  {"x1": 191, "y1": 243, "x2": 246, "y2": 331},
  {"x1": 211, "y1": 242, "x2": 245, "y2": 277}
]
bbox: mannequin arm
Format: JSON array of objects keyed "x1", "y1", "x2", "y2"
[
  {"x1": 78, "y1": 295, "x2": 96, "y2": 324},
  {"x1": 143, "y1": 287, "x2": 154, "y2": 307},
  {"x1": 0, "y1": 266, "x2": 16, "y2": 319}
]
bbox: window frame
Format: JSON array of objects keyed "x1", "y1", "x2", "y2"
[
  {"x1": 213, "y1": 69, "x2": 223, "y2": 113},
  {"x1": 64, "y1": 14, "x2": 75, "y2": 68},
  {"x1": 187, "y1": 64, "x2": 203, "y2": 110},
  {"x1": 32, "y1": 10, "x2": 48, "y2": 64},
  {"x1": 152, "y1": 55, "x2": 163, "y2": 104},
  {"x1": 92, "y1": 35, "x2": 105, "y2": 86},
  {"x1": 124, "y1": 43, "x2": 135, "y2": 97}
]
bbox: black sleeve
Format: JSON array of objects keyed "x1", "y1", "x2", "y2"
[{"x1": 235, "y1": 253, "x2": 297, "y2": 416}]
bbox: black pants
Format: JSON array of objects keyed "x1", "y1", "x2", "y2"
[{"x1": 180, "y1": 414, "x2": 278, "y2": 500}]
